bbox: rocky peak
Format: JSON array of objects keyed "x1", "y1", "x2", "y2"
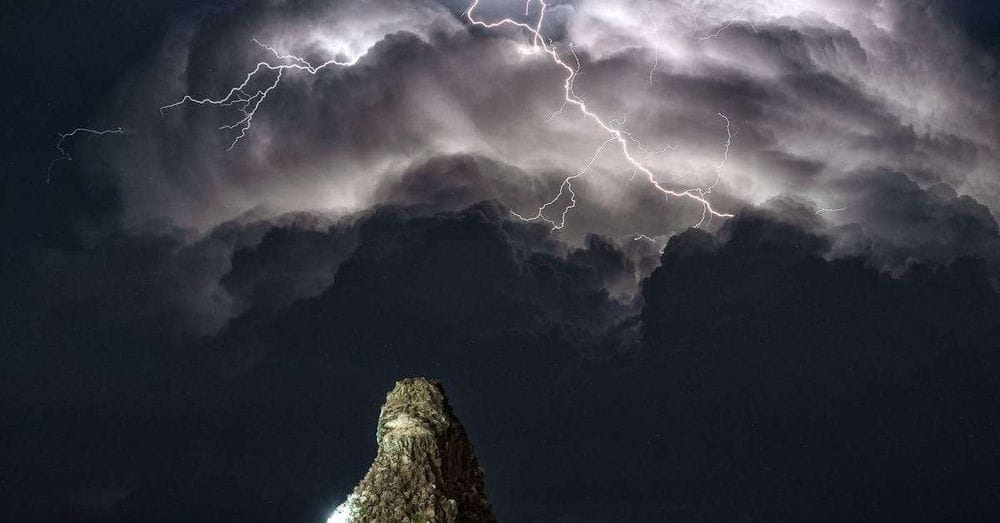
[{"x1": 329, "y1": 378, "x2": 495, "y2": 522}]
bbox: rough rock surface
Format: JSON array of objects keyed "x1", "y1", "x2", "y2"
[{"x1": 330, "y1": 378, "x2": 495, "y2": 522}]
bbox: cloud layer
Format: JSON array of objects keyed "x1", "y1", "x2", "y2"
[
  {"x1": 91, "y1": 0, "x2": 997, "y2": 243},
  {"x1": 5, "y1": 0, "x2": 1000, "y2": 520}
]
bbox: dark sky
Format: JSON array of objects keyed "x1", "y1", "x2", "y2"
[{"x1": 2, "y1": 1, "x2": 1000, "y2": 521}]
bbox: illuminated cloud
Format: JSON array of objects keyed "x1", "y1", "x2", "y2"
[{"x1": 93, "y1": 0, "x2": 995, "y2": 250}]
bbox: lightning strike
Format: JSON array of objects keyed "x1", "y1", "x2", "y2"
[
  {"x1": 160, "y1": 37, "x2": 361, "y2": 151},
  {"x1": 704, "y1": 112, "x2": 733, "y2": 196},
  {"x1": 568, "y1": 42, "x2": 582, "y2": 75},
  {"x1": 466, "y1": 0, "x2": 734, "y2": 231},
  {"x1": 509, "y1": 137, "x2": 617, "y2": 230},
  {"x1": 47, "y1": 127, "x2": 124, "y2": 183},
  {"x1": 643, "y1": 1, "x2": 659, "y2": 87},
  {"x1": 694, "y1": 17, "x2": 759, "y2": 41},
  {"x1": 816, "y1": 207, "x2": 847, "y2": 215},
  {"x1": 686, "y1": 112, "x2": 734, "y2": 228}
]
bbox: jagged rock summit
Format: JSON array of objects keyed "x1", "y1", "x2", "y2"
[{"x1": 328, "y1": 378, "x2": 495, "y2": 522}]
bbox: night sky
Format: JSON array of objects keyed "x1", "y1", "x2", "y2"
[{"x1": 3, "y1": 1, "x2": 1000, "y2": 521}]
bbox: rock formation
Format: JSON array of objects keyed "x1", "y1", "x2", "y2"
[{"x1": 328, "y1": 378, "x2": 495, "y2": 522}]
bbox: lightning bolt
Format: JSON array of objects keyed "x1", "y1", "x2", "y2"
[
  {"x1": 693, "y1": 17, "x2": 758, "y2": 41},
  {"x1": 47, "y1": 127, "x2": 124, "y2": 183},
  {"x1": 160, "y1": 37, "x2": 361, "y2": 151},
  {"x1": 643, "y1": 0, "x2": 659, "y2": 87},
  {"x1": 702, "y1": 112, "x2": 733, "y2": 198},
  {"x1": 466, "y1": 0, "x2": 734, "y2": 230},
  {"x1": 509, "y1": 136, "x2": 618, "y2": 229},
  {"x1": 816, "y1": 207, "x2": 847, "y2": 215}
]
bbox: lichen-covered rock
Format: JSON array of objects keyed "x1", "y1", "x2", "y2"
[{"x1": 329, "y1": 378, "x2": 495, "y2": 522}]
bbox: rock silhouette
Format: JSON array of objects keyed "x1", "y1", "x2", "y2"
[{"x1": 329, "y1": 378, "x2": 495, "y2": 522}]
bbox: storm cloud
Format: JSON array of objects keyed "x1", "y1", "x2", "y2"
[
  {"x1": 82, "y1": 0, "x2": 997, "y2": 242},
  {"x1": 4, "y1": 0, "x2": 1000, "y2": 520}
]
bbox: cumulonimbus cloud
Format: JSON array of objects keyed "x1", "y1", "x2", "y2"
[{"x1": 90, "y1": 0, "x2": 997, "y2": 267}]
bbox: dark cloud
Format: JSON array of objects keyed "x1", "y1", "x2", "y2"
[
  {"x1": 568, "y1": 233, "x2": 639, "y2": 299},
  {"x1": 594, "y1": 211, "x2": 1000, "y2": 520},
  {"x1": 747, "y1": 149, "x2": 825, "y2": 187},
  {"x1": 310, "y1": 201, "x2": 628, "y2": 346},
  {"x1": 829, "y1": 170, "x2": 1000, "y2": 273},
  {"x1": 5, "y1": 196, "x2": 1000, "y2": 519},
  {"x1": 373, "y1": 153, "x2": 546, "y2": 213},
  {"x1": 0, "y1": 209, "x2": 350, "y2": 406},
  {"x1": 6, "y1": 0, "x2": 1000, "y2": 520},
  {"x1": 221, "y1": 214, "x2": 361, "y2": 315}
]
